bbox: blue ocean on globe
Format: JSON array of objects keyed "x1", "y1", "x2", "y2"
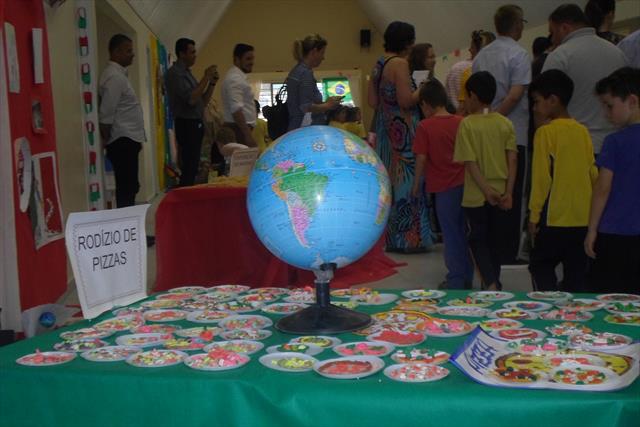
[{"x1": 247, "y1": 125, "x2": 391, "y2": 271}]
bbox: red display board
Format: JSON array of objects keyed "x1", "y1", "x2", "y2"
[{"x1": 1, "y1": 0, "x2": 66, "y2": 310}]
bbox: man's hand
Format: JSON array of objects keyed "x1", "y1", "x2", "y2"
[
  {"x1": 584, "y1": 230, "x2": 598, "y2": 259},
  {"x1": 528, "y1": 221, "x2": 539, "y2": 246},
  {"x1": 205, "y1": 65, "x2": 218, "y2": 83},
  {"x1": 499, "y1": 193, "x2": 513, "y2": 210},
  {"x1": 484, "y1": 187, "x2": 502, "y2": 206}
]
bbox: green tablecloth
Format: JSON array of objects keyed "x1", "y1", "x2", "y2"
[{"x1": 1, "y1": 290, "x2": 638, "y2": 427}]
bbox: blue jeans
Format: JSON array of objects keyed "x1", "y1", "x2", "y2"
[{"x1": 435, "y1": 185, "x2": 474, "y2": 288}]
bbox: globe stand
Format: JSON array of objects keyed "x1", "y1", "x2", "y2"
[{"x1": 276, "y1": 263, "x2": 372, "y2": 335}]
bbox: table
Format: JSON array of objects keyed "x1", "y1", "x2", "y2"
[
  {"x1": 154, "y1": 185, "x2": 404, "y2": 291},
  {"x1": 1, "y1": 290, "x2": 638, "y2": 427}
]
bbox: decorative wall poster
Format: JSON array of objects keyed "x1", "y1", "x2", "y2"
[
  {"x1": 451, "y1": 328, "x2": 639, "y2": 392},
  {"x1": 31, "y1": 28, "x2": 43, "y2": 84},
  {"x1": 15, "y1": 137, "x2": 32, "y2": 212},
  {"x1": 31, "y1": 99, "x2": 45, "y2": 133},
  {"x1": 3, "y1": 21, "x2": 18, "y2": 92},
  {"x1": 31, "y1": 152, "x2": 64, "y2": 249},
  {"x1": 76, "y1": 0, "x2": 104, "y2": 210},
  {"x1": 65, "y1": 204, "x2": 149, "y2": 319},
  {"x1": 323, "y1": 77, "x2": 352, "y2": 105}
]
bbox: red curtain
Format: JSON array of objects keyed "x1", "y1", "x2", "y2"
[{"x1": 1, "y1": 0, "x2": 66, "y2": 309}]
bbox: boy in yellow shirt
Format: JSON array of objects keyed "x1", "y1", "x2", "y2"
[
  {"x1": 453, "y1": 71, "x2": 518, "y2": 291},
  {"x1": 528, "y1": 70, "x2": 597, "y2": 292}
]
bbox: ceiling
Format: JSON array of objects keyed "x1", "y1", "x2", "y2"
[{"x1": 127, "y1": 0, "x2": 618, "y2": 55}]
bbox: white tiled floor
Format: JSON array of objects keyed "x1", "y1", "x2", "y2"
[{"x1": 60, "y1": 193, "x2": 534, "y2": 305}]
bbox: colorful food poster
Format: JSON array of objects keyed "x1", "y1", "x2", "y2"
[
  {"x1": 31, "y1": 152, "x2": 63, "y2": 248},
  {"x1": 451, "y1": 328, "x2": 639, "y2": 391}
]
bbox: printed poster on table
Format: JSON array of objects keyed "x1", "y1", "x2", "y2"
[
  {"x1": 31, "y1": 152, "x2": 64, "y2": 248},
  {"x1": 65, "y1": 205, "x2": 149, "y2": 319},
  {"x1": 451, "y1": 328, "x2": 639, "y2": 392}
]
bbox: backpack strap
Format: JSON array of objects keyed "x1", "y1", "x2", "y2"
[{"x1": 375, "y1": 55, "x2": 400, "y2": 93}]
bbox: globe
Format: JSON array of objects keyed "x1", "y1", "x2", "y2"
[{"x1": 247, "y1": 125, "x2": 391, "y2": 271}]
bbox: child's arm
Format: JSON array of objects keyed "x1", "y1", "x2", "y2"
[
  {"x1": 465, "y1": 161, "x2": 501, "y2": 205},
  {"x1": 412, "y1": 154, "x2": 426, "y2": 198},
  {"x1": 499, "y1": 149, "x2": 518, "y2": 210},
  {"x1": 585, "y1": 168, "x2": 613, "y2": 258}
]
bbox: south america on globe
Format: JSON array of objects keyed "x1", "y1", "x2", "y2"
[{"x1": 247, "y1": 125, "x2": 391, "y2": 271}]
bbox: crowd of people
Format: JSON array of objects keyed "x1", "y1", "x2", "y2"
[{"x1": 98, "y1": 0, "x2": 639, "y2": 294}]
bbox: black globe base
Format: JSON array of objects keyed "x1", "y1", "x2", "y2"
[
  {"x1": 275, "y1": 262, "x2": 372, "y2": 335},
  {"x1": 276, "y1": 303, "x2": 372, "y2": 335}
]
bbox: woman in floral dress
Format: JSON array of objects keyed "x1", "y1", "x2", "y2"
[{"x1": 367, "y1": 21, "x2": 433, "y2": 252}]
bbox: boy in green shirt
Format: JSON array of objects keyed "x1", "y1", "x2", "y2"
[
  {"x1": 453, "y1": 71, "x2": 518, "y2": 290},
  {"x1": 528, "y1": 69, "x2": 597, "y2": 292}
]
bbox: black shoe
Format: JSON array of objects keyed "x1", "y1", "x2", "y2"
[{"x1": 146, "y1": 236, "x2": 156, "y2": 247}]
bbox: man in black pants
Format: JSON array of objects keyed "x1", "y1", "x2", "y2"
[
  {"x1": 164, "y1": 38, "x2": 218, "y2": 186},
  {"x1": 99, "y1": 34, "x2": 145, "y2": 208}
]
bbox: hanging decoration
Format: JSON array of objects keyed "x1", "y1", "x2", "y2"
[{"x1": 75, "y1": 0, "x2": 104, "y2": 210}]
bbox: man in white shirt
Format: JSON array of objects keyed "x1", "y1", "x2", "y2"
[
  {"x1": 542, "y1": 4, "x2": 627, "y2": 153},
  {"x1": 472, "y1": 4, "x2": 531, "y2": 264},
  {"x1": 618, "y1": 29, "x2": 640, "y2": 68},
  {"x1": 221, "y1": 44, "x2": 257, "y2": 148},
  {"x1": 99, "y1": 34, "x2": 145, "y2": 208}
]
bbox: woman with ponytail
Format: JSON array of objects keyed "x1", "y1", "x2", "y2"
[{"x1": 286, "y1": 34, "x2": 343, "y2": 130}]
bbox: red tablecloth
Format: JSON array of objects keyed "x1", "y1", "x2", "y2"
[{"x1": 155, "y1": 186, "x2": 405, "y2": 291}]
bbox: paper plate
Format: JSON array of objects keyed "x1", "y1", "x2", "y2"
[
  {"x1": 332, "y1": 301, "x2": 360, "y2": 309},
  {"x1": 215, "y1": 301, "x2": 263, "y2": 313},
  {"x1": 446, "y1": 298, "x2": 493, "y2": 308},
  {"x1": 209, "y1": 284, "x2": 251, "y2": 294},
  {"x1": 503, "y1": 300, "x2": 553, "y2": 312},
  {"x1": 367, "y1": 330, "x2": 426, "y2": 346},
  {"x1": 289, "y1": 335, "x2": 341, "y2": 348},
  {"x1": 93, "y1": 315, "x2": 144, "y2": 332},
  {"x1": 175, "y1": 326, "x2": 223, "y2": 338},
  {"x1": 131, "y1": 324, "x2": 182, "y2": 335},
  {"x1": 112, "y1": 306, "x2": 146, "y2": 317},
  {"x1": 545, "y1": 354, "x2": 607, "y2": 368},
  {"x1": 219, "y1": 314, "x2": 273, "y2": 330},
  {"x1": 126, "y1": 350, "x2": 187, "y2": 368},
  {"x1": 506, "y1": 338, "x2": 567, "y2": 354},
  {"x1": 350, "y1": 293, "x2": 398, "y2": 306},
  {"x1": 489, "y1": 308, "x2": 538, "y2": 320},
  {"x1": 186, "y1": 310, "x2": 232, "y2": 324},
  {"x1": 604, "y1": 302, "x2": 640, "y2": 314},
  {"x1": 116, "y1": 333, "x2": 170, "y2": 348},
  {"x1": 527, "y1": 291, "x2": 573, "y2": 302},
  {"x1": 596, "y1": 293, "x2": 640, "y2": 302},
  {"x1": 194, "y1": 293, "x2": 236, "y2": 304},
  {"x1": 478, "y1": 319, "x2": 523, "y2": 332},
  {"x1": 247, "y1": 287, "x2": 289, "y2": 296},
  {"x1": 261, "y1": 302, "x2": 308, "y2": 315},
  {"x1": 143, "y1": 309, "x2": 187, "y2": 322},
  {"x1": 237, "y1": 293, "x2": 281, "y2": 304},
  {"x1": 53, "y1": 339, "x2": 109, "y2": 353},
  {"x1": 184, "y1": 350, "x2": 250, "y2": 371},
  {"x1": 156, "y1": 292, "x2": 193, "y2": 301},
  {"x1": 314, "y1": 356, "x2": 385, "y2": 379},
  {"x1": 492, "y1": 328, "x2": 546, "y2": 342},
  {"x1": 259, "y1": 352, "x2": 317, "y2": 372},
  {"x1": 16, "y1": 351, "x2": 76, "y2": 366},
  {"x1": 390, "y1": 348, "x2": 450, "y2": 364},
  {"x1": 204, "y1": 340, "x2": 264, "y2": 355},
  {"x1": 168, "y1": 286, "x2": 207, "y2": 294},
  {"x1": 266, "y1": 343, "x2": 323, "y2": 356},
  {"x1": 140, "y1": 299, "x2": 179, "y2": 309},
  {"x1": 330, "y1": 288, "x2": 357, "y2": 298},
  {"x1": 437, "y1": 306, "x2": 489, "y2": 317},
  {"x1": 80, "y1": 346, "x2": 141, "y2": 362},
  {"x1": 401, "y1": 289, "x2": 446, "y2": 299},
  {"x1": 555, "y1": 299, "x2": 605, "y2": 312},
  {"x1": 421, "y1": 318, "x2": 475, "y2": 337},
  {"x1": 549, "y1": 365, "x2": 617, "y2": 387},
  {"x1": 333, "y1": 341, "x2": 395, "y2": 357},
  {"x1": 59, "y1": 327, "x2": 113, "y2": 341},
  {"x1": 468, "y1": 291, "x2": 514, "y2": 301},
  {"x1": 179, "y1": 300, "x2": 223, "y2": 312},
  {"x1": 604, "y1": 313, "x2": 640, "y2": 326},
  {"x1": 384, "y1": 363, "x2": 449, "y2": 382},
  {"x1": 162, "y1": 337, "x2": 211, "y2": 351},
  {"x1": 570, "y1": 332, "x2": 633, "y2": 351},
  {"x1": 283, "y1": 293, "x2": 315, "y2": 304},
  {"x1": 219, "y1": 329, "x2": 272, "y2": 341},
  {"x1": 545, "y1": 322, "x2": 592, "y2": 337},
  {"x1": 538, "y1": 309, "x2": 593, "y2": 322}
]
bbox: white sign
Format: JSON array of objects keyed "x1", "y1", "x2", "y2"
[
  {"x1": 229, "y1": 147, "x2": 259, "y2": 177},
  {"x1": 65, "y1": 205, "x2": 149, "y2": 319},
  {"x1": 412, "y1": 70, "x2": 429, "y2": 88}
]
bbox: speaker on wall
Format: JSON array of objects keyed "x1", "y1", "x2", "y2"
[{"x1": 360, "y1": 29, "x2": 371, "y2": 48}]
